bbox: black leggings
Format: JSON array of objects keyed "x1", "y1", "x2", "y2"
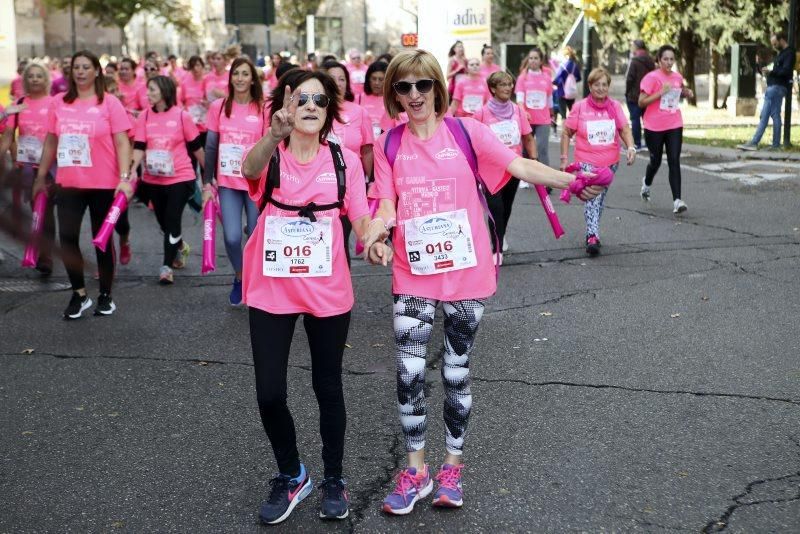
[
  {"x1": 486, "y1": 178, "x2": 520, "y2": 253},
  {"x1": 57, "y1": 188, "x2": 115, "y2": 293},
  {"x1": 249, "y1": 307, "x2": 350, "y2": 479},
  {"x1": 146, "y1": 181, "x2": 192, "y2": 266},
  {"x1": 644, "y1": 127, "x2": 683, "y2": 200}
]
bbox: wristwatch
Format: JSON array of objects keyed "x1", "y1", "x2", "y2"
[{"x1": 119, "y1": 172, "x2": 131, "y2": 182}]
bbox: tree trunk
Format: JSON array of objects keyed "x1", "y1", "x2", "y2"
[
  {"x1": 119, "y1": 25, "x2": 129, "y2": 57},
  {"x1": 709, "y1": 41, "x2": 719, "y2": 109},
  {"x1": 678, "y1": 28, "x2": 697, "y2": 106}
]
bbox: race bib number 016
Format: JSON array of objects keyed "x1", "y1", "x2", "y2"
[
  {"x1": 219, "y1": 143, "x2": 245, "y2": 177},
  {"x1": 404, "y1": 209, "x2": 477, "y2": 275},
  {"x1": 56, "y1": 133, "x2": 92, "y2": 167},
  {"x1": 263, "y1": 216, "x2": 333, "y2": 277},
  {"x1": 660, "y1": 89, "x2": 681, "y2": 111}
]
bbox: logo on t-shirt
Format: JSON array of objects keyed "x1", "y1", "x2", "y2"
[
  {"x1": 435, "y1": 148, "x2": 459, "y2": 160},
  {"x1": 396, "y1": 153, "x2": 418, "y2": 161},
  {"x1": 281, "y1": 220, "x2": 314, "y2": 237},
  {"x1": 245, "y1": 115, "x2": 259, "y2": 123},
  {"x1": 166, "y1": 121, "x2": 178, "y2": 128},
  {"x1": 316, "y1": 172, "x2": 336, "y2": 184},
  {"x1": 280, "y1": 170, "x2": 300, "y2": 183},
  {"x1": 419, "y1": 217, "x2": 453, "y2": 235},
  {"x1": 87, "y1": 107, "x2": 100, "y2": 114}
]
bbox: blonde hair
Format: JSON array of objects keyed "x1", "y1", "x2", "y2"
[
  {"x1": 383, "y1": 49, "x2": 449, "y2": 119},
  {"x1": 486, "y1": 71, "x2": 514, "y2": 95},
  {"x1": 587, "y1": 67, "x2": 611, "y2": 86},
  {"x1": 22, "y1": 62, "x2": 51, "y2": 96}
]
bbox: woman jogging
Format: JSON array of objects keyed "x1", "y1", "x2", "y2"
[{"x1": 516, "y1": 47, "x2": 554, "y2": 168}]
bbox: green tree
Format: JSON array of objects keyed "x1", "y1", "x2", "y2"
[
  {"x1": 276, "y1": 0, "x2": 324, "y2": 53},
  {"x1": 493, "y1": 0, "x2": 579, "y2": 53},
  {"x1": 44, "y1": 0, "x2": 198, "y2": 55}
]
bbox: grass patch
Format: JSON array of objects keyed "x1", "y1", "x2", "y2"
[{"x1": 684, "y1": 126, "x2": 800, "y2": 152}]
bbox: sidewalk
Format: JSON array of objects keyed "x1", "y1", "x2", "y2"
[{"x1": 682, "y1": 142, "x2": 800, "y2": 161}]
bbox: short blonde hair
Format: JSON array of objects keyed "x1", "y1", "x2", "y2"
[
  {"x1": 587, "y1": 67, "x2": 611, "y2": 86},
  {"x1": 486, "y1": 71, "x2": 514, "y2": 95},
  {"x1": 383, "y1": 49, "x2": 449, "y2": 120},
  {"x1": 22, "y1": 62, "x2": 51, "y2": 96}
]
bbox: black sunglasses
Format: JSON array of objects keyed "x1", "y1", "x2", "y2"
[
  {"x1": 293, "y1": 92, "x2": 330, "y2": 108},
  {"x1": 392, "y1": 79, "x2": 435, "y2": 95}
]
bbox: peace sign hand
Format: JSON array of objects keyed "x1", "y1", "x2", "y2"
[{"x1": 269, "y1": 85, "x2": 301, "y2": 141}]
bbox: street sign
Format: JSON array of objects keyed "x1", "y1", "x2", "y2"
[
  {"x1": 567, "y1": 0, "x2": 600, "y2": 22},
  {"x1": 225, "y1": 0, "x2": 275, "y2": 26},
  {"x1": 401, "y1": 33, "x2": 418, "y2": 47}
]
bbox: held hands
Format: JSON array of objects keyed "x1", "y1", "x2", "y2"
[
  {"x1": 367, "y1": 241, "x2": 393, "y2": 266},
  {"x1": 269, "y1": 85, "x2": 301, "y2": 141},
  {"x1": 361, "y1": 217, "x2": 390, "y2": 255},
  {"x1": 578, "y1": 185, "x2": 603, "y2": 201}
]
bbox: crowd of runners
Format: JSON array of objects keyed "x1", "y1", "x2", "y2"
[{"x1": 0, "y1": 39, "x2": 694, "y2": 524}]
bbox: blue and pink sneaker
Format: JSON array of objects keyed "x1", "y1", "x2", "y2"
[
  {"x1": 382, "y1": 465, "x2": 433, "y2": 515},
  {"x1": 432, "y1": 463, "x2": 464, "y2": 508}
]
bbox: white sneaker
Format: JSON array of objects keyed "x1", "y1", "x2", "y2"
[
  {"x1": 640, "y1": 177, "x2": 651, "y2": 201},
  {"x1": 492, "y1": 253, "x2": 503, "y2": 266},
  {"x1": 673, "y1": 199, "x2": 687, "y2": 213},
  {"x1": 736, "y1": 143, "x2": 757, "y2": 151},
  {"x1": 518, "y1": 181, "x2": 530, "y2": 189},
  {"x1": 502, "y1": 236, "x2": 509, "y2": 252}
]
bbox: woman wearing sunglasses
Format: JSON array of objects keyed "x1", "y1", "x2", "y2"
[
  {"x1": 135, "y1": 58, "x2": 162, "y2": 110},
  {"x1": 320, "y1": 60, "x2": 375, "y2": 263},
  {"x1": 202, "y1": 57, "x2": 267, "y2": 305},
  {"x1": 361, "y1": 49, "x2": 600, "y2": 515},
  {"x1": 241, "y1": 69, "x2": 391, "y2": 525}
]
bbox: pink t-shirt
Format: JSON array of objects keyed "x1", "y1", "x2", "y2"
[
  {"x1": 11, "y1": 76, "x2": 25, "y2": 100},
  {"x1": 242, "y1": 143, "x2": 370, "y2": 316},
  {"x1": 329, "y1": 100, "x2": 374, "y2": 155},
  {"x1": 47, "y1": 93, "x2": 132, "y2": 189},
  {"x1": 133, "y1": 106, "x2": 199, "y2": 185},
  {"x1": 452, "y1": 76, "x2": 491, "y2": 117},
  {"x1": 479, "y1": 63, "x2": 501, "y2": 81},
  {"x1": 181, "y1": 74, "x2": 208, "y2": 131},
  {"x1": 117, "y1": 79, "x2": 142, "y2": 112},
  {"x1": 9, "y1": 95, "x2": 53, "y2": 166},
  {"x1": 473, "y1": 103, "x2": 532, "y2": 159},
  {"x1": 346, "y1": 63, "x2": 368, "y2": 96},
  {"x1": 640, "y1": 69, "x2": 685, "y2": 131},
  {"x1": 203, "y1": 71, "x2": 229, "y2": 102},
  {"x1": 515, "y1": 70, "x2": 553, "y2": 125},
  {"x1": 564, "y1": 98, "x2": 627, "y2": 168},
  {"x1": 357, "y1": 93, "x2": 386, "y2": 139},
  {"x1": 379, "y1": 111, "x2": 409, "y2": 132},
  {"x1": 206, "y1": 99, "x2": 268, "y2": 191},
  {"x1": 370, "y1": 118, "x2": 516, "y2": 301}
]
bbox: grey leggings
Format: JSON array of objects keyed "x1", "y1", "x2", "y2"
[
  {"x1": 393, "y1": 294, "x2": 485, "y2": 455},
  {"x1": 531, "y1": 123, "x2": 551, "y2": 167}
]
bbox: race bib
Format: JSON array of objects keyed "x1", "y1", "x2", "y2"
[
  {"x1": 219, "y1": 143, "x2": 245, "y2": 177},
  {"x1": 462, "y1": 95, "x2": 483, "y2": 114},
  {"x1": 56, "y1": 134, "x2": 92, "y2": 167},
  {"x1": 17, "y1": 135, "x2": 43, "y2": 164},
  {"x1": 586, "y1": 119, "x2": 616, "y2": 146},
  {"x1": 490, "y1": 120, "x2": 521, "y2": 147},
  {"x1": 660, "y1": 89, "x2": 681, "y2": 111},
  {"x1": 372, "y1": 122, "x2": 382, "y2": 139},
  {"x1": 404, "y1": 209, "x2": 477, "y2": 275},
  {"x1": 188, "y1": 104, "x2": 207, "y2": 125},
  {"x1": 145, "y1": 149, "x2": 175, "y2": 177},
  {"x1": 263, "y1": 216, "x2": 333, "y2": 277},
  {"x1": 525, "y1": 90, "x2": 547, "y2": 110},
  {"x1": 351, "y1": 70, "x2": 366, "y2": 84}
]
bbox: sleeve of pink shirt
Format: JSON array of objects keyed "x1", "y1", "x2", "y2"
[
  {"x1": 360, "y1": 107, "x2": 374, "y2": 145},
  {"x1": 453, "y1": 80, "x2": 465, "y2": 101},
  {"x1": 342, "y1": 150, "x2": 369, "y2": 221},
  {"x1": 205, "y1": 100, "x2": 222, "y2": 132},
  {"x1": 613, "y1": 100, "x2": 628, "y2": 129},
  {"x1": 563, "y1": 100, "x2": 581, "y2": 130},
  {"x1": 181, "y1": 110, "x2": 200, "y2": 141},
  {"x1": 472, "y1": 107, "x2": 484, "y2": 122},
  {"x1": 640, "y1": 72, "x2": 657, "y2": 95},
  {"x1": 369, "y1": 132, "x2": 396, "y2": 201},
  {"x1": 106, "y1": 95, "x2": 133, "y2": 134},
  {"x1": 519, "y1": 108, "x2": 533, "y2": 135},
  {"x1": 463, "y1": 118, "x2": 517, "y2": 195}
]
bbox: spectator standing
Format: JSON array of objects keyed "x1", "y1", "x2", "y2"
[{"x1": 625, "y1": 39, "x2": 655, "y2": 151}]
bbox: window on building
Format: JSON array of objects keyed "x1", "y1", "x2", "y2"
[{"x1": 315, "y1": 17, "x2": 343, "y2": 58}]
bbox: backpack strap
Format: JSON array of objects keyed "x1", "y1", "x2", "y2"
[
  {"x1": 383, "y1": 123, "x2": 406, "y2": 169},
  {"x1": 259, "y1": 142, "x2": 347, "y2": 222}
]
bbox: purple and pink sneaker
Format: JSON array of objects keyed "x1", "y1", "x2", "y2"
[
  {"x1": 382, "y1": 465, "x2": 433, "y2": 515},
  {"x1": 432, "y1": 463, "x2": 464, "y2": 508}
]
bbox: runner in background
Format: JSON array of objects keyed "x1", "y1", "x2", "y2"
[
  {"x1": 204, "y1": 50, "x2": 229, "y2": 103},
  {"x1": 473, "y1": 70, "x2": 537, "y2": 262},
  {"x1": 479, "y1": 44, "x2": 501, "y2": 81},
  {"x1": 50, "y1": 57, "x2": 71, "y2": 95},
  {"x1": 516, "y1": 47, "x2": 554, "y2": 170},
  {"x1": 104, "y1": 61, "x2": 118, "y2": 77},
  {"x1": 32, "y1": 50, "x2": 132, "y2": 319},
  {"x1": 449, "y1": 58, "x2": 490, "y2": 118},
  {"x1": 357, "y1": 61, "x2": 390, "y2": 140},
  {"x1": 346, "y1": 49, "x2": 368, "y2": 97},
  {"x1": 0, "y1": 63, "x2": 52, "y2": 274},
  {"x1": 553, "y1": 46, "x2": 581, "y2": 136},
  {"x1": 320, "y1": 60, "x2": 375, "y2": 264},
  {"x1": 104, "y1": 75, "x2": 134, "y2": 266},
  {"x1": 117, "y1": 58, "x2": 143, "y2": 118},
  {"x1": 203, "y1": 57, "x2": 266, "y2": 305},
  {"x1": 11, "y1": 60, "x2": 28, "y2": 100},
  {"x1": 130, "y1": 75, "x2": 203, "y2": 284},
  {"x1": 638, "y1": 44, "x2": 693, "y2": 214},
  {"x1": 182, "y1": 56, "x2": 209, "y2": 135},
  {"x1": 561, "y1": 67, "x2": 635, "y2": 256},
  {"x1": 136, "y1": 58, "x2": 162, "y2": 110},
  {"x1": 446, "y1": 41, "x2": 468, "y2": 98}
]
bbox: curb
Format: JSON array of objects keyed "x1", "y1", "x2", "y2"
[{"x1": 682, "y1": 143, "x2": 800, "y2": 162}]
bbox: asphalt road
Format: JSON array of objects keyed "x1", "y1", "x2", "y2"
[{"x1": 2, "y1": 147, "x2": 799, "y2": 533}]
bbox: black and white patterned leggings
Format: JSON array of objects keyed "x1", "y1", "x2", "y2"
[{"x1": 393, "y1": 294, "x2": 485, "y2": 455}]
